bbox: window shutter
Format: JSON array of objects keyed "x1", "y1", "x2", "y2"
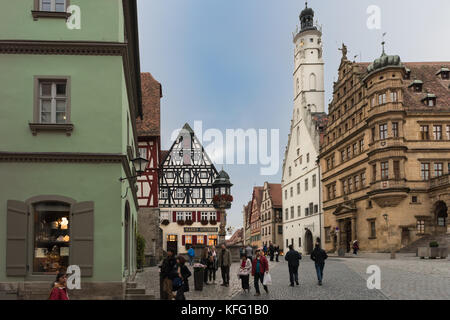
[
  {"x1": 6, "y1": 200, "x2": 28, "y2": 276},
  {"x1": 192, "y1": 235, "x2": 197, "y2": 245},
  {"x1": 217, "y1": 211, "x2": 221, "y2": 222},
  {"x1": 172, "y1": 211, "x2": 176, "y2": 222},
  {"x1": 204, "y1": 235, "x2": 207, "y2": 244},
  {"x1": 182, "y1": 235, "x2": 186, "y2": 245},
  {"x1": 197, "y1": 211, "x2": 201, "y2": 221},
  {"x1": 192, "y1": 211, "x2": 196, "y2": 222},
  {"x1": 71, "y1": 201, "x2": 94, "y2": 277}
]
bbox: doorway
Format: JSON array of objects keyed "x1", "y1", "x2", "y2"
[
  {"x1": 344, "y1": 220, "x2": 352, "y2": 253},
  {"x1": 166, "y1": 234, "x2": 178, "y2": 255},
  {"x1": 305, "y1": 229, "x2": 313, "y2": 254}
]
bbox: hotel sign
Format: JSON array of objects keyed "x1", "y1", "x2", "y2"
[{"x1": 184, "y1": 227, "x2": 218, "y2": 233}]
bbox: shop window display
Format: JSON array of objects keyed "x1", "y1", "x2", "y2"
[{"x1": 33, "y1": 202, "x2": 70, "y2": 274}]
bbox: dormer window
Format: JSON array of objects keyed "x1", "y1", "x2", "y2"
[
  {"x1": 436, "y1": 67, "x2": 450, "y2": 80},
  {"x1": 404, "y1": 68, "x2": 411, "y2": 80},
  {"x1": 409, "y1": 80, "x2": 423, "y2": 92},
  {"x1": 422, "y1": 94, "x2": 437, "y2": 107}
]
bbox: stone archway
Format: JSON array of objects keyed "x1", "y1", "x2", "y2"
[
  {"x1": 305, "y1": 229, "x2": 314, "y2": 255},
  {"x1": 434, "y1": 201, "x2": 448, "y2": 233}
]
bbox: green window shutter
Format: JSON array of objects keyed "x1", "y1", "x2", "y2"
[
  {"x1": 6, "y1": 200, "x2": 28, "y2": 276},
  {"x1": 71, "y1": 201, "x2": 94, "y2": 277}
]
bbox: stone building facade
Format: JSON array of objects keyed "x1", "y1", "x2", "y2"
[
  {"x1": 260, "y1": 182, "x2": 284, "y2": 250},
  {"x1": 250, "y1": 187, "x2": 264, "y2": 248},
  {"x1": 319, "y1": 43, "x2": 450, "y2": 253}
]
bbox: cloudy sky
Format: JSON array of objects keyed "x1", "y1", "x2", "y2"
[{"x1": 137, "y1": 0, "x2": 450, "y2": 231}]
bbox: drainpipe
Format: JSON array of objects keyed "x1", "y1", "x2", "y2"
[{"x1": 317, "y1": 157, "x2": 323, "y2": 247}]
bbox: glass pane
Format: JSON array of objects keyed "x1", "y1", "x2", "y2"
[
  {"x1": 56, "y1": 112, "x2": 66, "y2": 124},
  {"x1": 56, "y1": 100, "x2": 66, "y2": 112},
  {"x1": 56, "y1": 83, "x2": 66, "y2": 96},
  {"x1": 41, "y1": 112, "x2": 51, "y2": 123},
  {"x1": 33, "y1": 203, "x2": 70, "y2": 274},
  {"x1": 55, "y1": 0, "x2": 65, "y2": 12},
  {"x1": 41, "y1": 99, "x2": 51, "y2": 112},
  {"x1": 41, "y1": 83, "x2": 52, "y2": 96},
  {"x1": 40, "y1": 0, "x2": 51, "y2": 11}
]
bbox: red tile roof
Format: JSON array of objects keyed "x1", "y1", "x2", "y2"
[
  {"x1": 267, "y1": 183, "x2": 282, "y2": 208},
  {"x1": 226, "y1": 228, "x2": 244, "y2": 246},
  {"x1": 136, "y1": 72, "x2": 162, "y2": 137}
]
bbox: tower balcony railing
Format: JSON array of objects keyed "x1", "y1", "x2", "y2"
[
  {"x1": 368, "y1": 137, "x2": 405, "y2": 154},
  {"x1": 430, "y1": 174, "x2": 450, "y2": 189},
  {"x1": 369, "y1": 179, "x2": 407, "y2": 193},
  {"x1": 367, "y1": 102, "x2": 404, "y2": 121}
]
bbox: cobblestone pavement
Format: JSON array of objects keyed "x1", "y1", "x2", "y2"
[
  {"x1": 135, "y1": 254, "x2": 450, "y2": 300},
  {"x1": 337, "y1": 254, "x2": 450, "y2": 300}
]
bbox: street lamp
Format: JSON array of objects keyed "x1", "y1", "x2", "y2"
[
  {"x1": 383, "y1": 213, "x2": 396, "y2": 259},
  {"x1": 212, "y1": 169, "x2": 233, "y2": 244},
  {"x1": 119, "y1": 153, "x2": 149, "y2": 181}
]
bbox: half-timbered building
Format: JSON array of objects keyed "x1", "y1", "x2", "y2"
[{"x1": 159, "y1": 123, "x2": 221, "y2": 254}]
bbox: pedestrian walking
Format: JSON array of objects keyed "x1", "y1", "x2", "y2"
[
  {"x1": 238, "y1": 253, "x2": 252, "y2": 293},
  {"x1": 284, "y1": 245, "x2": 301, "y2": 286},
  {"x1": 352, "y1": 240, "x2": 359, "y2": 255},
  {"x1": 251, "y1": 250, "x2": 269, "y2": 296},
  {"x1": 245, "y1": 244, "x2": 253, "y2": 261},
  {"x1": 160, "y1": 249, "x2": 177, "y2": 300},
  {"x1": 200, "y1": 247, "x2": 210, "y2": 284},
  {"x1": 206, "y1": 255, "x2": 217, "y2": 284},
  {"x1": 310, "y1": 243, "x2": 328, "y2": 286},
  {"x1": 49, "y1": 272, "x2": 69, "y2": 300},
  {"x1": 217, "y1": 243, "x2": 232, "y2": 287},
  {"x1": 269, "y1": 242, "x2": 275, "y2": 261},
  {"x1": 263, "y1": 244, "x2": 268, "y2": 256},
  {"x1": 275, "y1": 246, "x2": 280, "y2": 262},
  {"x1": 174, "y1": 256, "x2": 192, "y2": 300},
  {"x1": 187, "y1": 245, "x2": 195, "y2": 266}
]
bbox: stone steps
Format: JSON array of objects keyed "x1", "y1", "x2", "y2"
[
  {"x1": 125, "y1": 281, "x2": 154, "y2": 300},
  {"x1": 398, "y1": 233, "x2": 450, "y2": 253}
]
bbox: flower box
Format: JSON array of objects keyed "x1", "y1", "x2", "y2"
[
  {"x1": 161, "y1": 219, "x2": 170, "y2": 226},
  {"x1": 185, "y1": 219, "x2": 193, "y2": 226},
  {"x1": 177, "y1": 220, "x2": 186, "y2": 226},
  {"x1": 200, "y1": 220, "x2": 208, "y2": 226},
  {"x1": 210, "y1": 220, "x2": 217, "y2": 225}
]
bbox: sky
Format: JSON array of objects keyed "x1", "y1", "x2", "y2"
[{"x1": 137, "y1": 0, "x2": 450, "y2": 232}]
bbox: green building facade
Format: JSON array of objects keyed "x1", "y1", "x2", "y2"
[{"x1": 0, "y1": 0, "x2": 143, "y2": 299}]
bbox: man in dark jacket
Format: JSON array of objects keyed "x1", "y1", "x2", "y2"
[
  {"x1": 310, "y1": 243, "x2": 328, "y2": 285},
  {"x1": 251, "y1": 250, "x2": 269, "y2": 296},
  {"x1": 217, "y1": 243, "x2": 232, "y2": 287},
  {"x1": 160, "y1": 249, "x2": 177, "y2": 300},
  {"x1": 284, "y1": 245, "x2": 302, "y2": 286}
]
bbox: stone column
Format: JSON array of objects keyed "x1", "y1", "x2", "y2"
[
  {"x1": 218, "y1": 208, "x2": 227, "y2": 245},
  {"x1": 351, "y1": 216, "x2": 357, "y2": 242}
]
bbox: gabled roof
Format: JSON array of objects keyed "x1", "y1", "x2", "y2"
[
  {"x1": 136, "y1": 72, "x2": 162, "y2": 137},
  {"x1": 266, "y1": 183, "x2": 282, "y2": 208}
]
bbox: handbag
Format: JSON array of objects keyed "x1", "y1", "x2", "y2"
[
  {"x1": 172, "y1": 277, "x2": 183, "y2": 291},
  {"x1": 263, "y1": 273, "x2": 272, "y2": 286}
]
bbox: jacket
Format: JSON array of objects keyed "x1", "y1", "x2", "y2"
[
  {"x1": 238, "y1": 258, "x2": 252, "y2": 276},
  {"x1": 49, "y1": 284, "x2": 69, "y2": 300},
  {"x1": 251, "y1": 256, "x2": 269, "y2": 276},
  {"x1": 245, "y1": 246, "x2": 253, "y2": 257},
  {"x1": 206, "y1": 258, "x2": 216, "y2": 270},
  {"x1": 310, "y1": 247, "x2": 328, "y2": 265},
  {"x1": 217, "y1": 248, "x2": 232, "y2": 267},
  {"x1": 160, "y1": 256, "x2": 177, "y2": 279},
  {"x1": 187, "y1": 248, "x2": 195, "y2": 257},
  {"x1": 284, "y1": 249, "x2": 302, "y2": 267}
]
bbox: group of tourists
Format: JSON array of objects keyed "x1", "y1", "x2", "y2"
[
  {"x1": 261, "y1": 241, "x2": 281, "y2": 262},
  {"x1": 238, "y1": 249, "x2": 270, "y2": 296},
  {"x1": 199, "y1": 244, "x2": 232, "y2": 286},
  {"x1": 160, "y1": 249, "x2": 192, "y2": 300}
]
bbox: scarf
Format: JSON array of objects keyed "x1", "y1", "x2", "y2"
[{"x1": 241, "y1": 259, "x2": 247, "y2": 268}]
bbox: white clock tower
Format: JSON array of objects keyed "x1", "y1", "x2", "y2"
[{"x1": 282, "y1": 3, "x2": 327, "y2": 254}]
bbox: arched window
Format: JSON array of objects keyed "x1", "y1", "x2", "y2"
[
  {"x1": 309, "y1": 73, "x2": 317, "y2": 91},
  {"x1": 297, "y1": 126, "x2": 300, "y2": 145}
]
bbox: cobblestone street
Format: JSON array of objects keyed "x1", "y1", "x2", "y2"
[{"x1": 134, "y1": 254, "x2": 450, "y2": 300}]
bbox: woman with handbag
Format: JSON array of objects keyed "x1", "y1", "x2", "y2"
[
  {"x1": 238, "y1": 253, "x2": 252, "y2": 293},
  {"x1": 174, "y1": 256, "x2": 191, "y2": 300}
]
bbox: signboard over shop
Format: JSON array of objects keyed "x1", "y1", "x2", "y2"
[{"x1": 184, "y1": 227, "x2": 219, "y2": 233}]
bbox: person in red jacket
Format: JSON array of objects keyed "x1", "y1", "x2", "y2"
[
  {"x1": 49, "y1": 272, "x2": 69, "y2": 300},
  {"x1": 251, "y1": 250, "x2": 269, "y2": 296}
]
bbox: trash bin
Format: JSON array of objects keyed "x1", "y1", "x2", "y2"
[{"x1": 194, "y1": 267, "x2": 205, "y2": 291}]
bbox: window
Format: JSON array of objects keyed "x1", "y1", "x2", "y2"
[
  {"x1": 160, "y1": 188, "x2": 168, "y2": 199},
  {"x1": 297, "y1": 206, "x2": 301, "y2": 217},
  {"x1": 166, "y1": 172, "x2": 174, "y2": 179},
  {"x1": 417, "y1": 220, "x2": 425, "y2": 234},
  {"x1": 390, "y1": 91, "x2": 398, "y2": 102},
  {"x1": 290, "y1": 207, "x2": 294, "y2": 219},
  {"x1": 201, "y1": 212, "x2": 208, "y2": 221},
  {"x1": 447, "y1": 125, "x2": 450, "y2": 140},
  {"x1": 369, "y1": 220, "x2": 376, "y2": 238},
  {"x1": 314, "y1": 204, "x2": 318, "y2": 213},
  {"x1": 359, "y1": 139, "x2": 364, "y2": 153},
  {"x1": 305, "y1": 178, "x2": 309, "y2": 191},
  {"x1": 346, "y1": 146, "x2": 351, "y2": 160},
  {"x1": 433, "y1": 125, "x2": 442, "y2": 140},
  {"x1": 309, "y1": 203, "x2": 314, "y2": 216},
  {"x1": 278, "y1": 225, "x2": 283, "y2": 235},
  {"x1": 371, "y1": 127, "x2": 376, "y2": 142},
  {"x1": 379, "y1": 124, "x2": 388, "y2": 140},
  {"x1": 298, "y1": 237, "x2": 302, "y2": 247},
  {"x1": 307, "y1": 153, "x2": 310, "y2": 163},
  {"x1": 305, "y1": 207, "x2": 309, "y2": 216},
  {"x1": 353, "y1": 143, "x2": 358, "y2": 156},
  {"x1": 176, "y1": 188, "x2": 185, "y2": 199},
  {"x1": 420, "y1": 125, "x2": 429, "y2": 140},
  {"x1": 285, "y1": 190, "x2": 288, "y2": 200},
  {"x1": 394, "y1": 161, "x2": 400, "y2": 179},
  {"x1": 325, "y1": 228, "x2": 331, "y2": 242},
  {"x1": 434, "y1": 163, "x2": 443, "y2": 177},
  {"x1": 185, "y1": 212, "x2": 192, "y2": 221},
  {"x1": 176, "y1": 212, "x2": 184, "y2": 221},
  {"x1": 312, "y1": 174, "x2": 317, "y2": 188},
  {"x1": 192, "y1": 188, "x2": 200, "y2": 199},
  {"x1": 200, "y1": 171, "x2": 208, "y2": 179},
  {"x1": 185, "y1": 235, "x2": 193, "y2": 245},
  {"x1": 290, "y1": 187, "x2": 293, "y2": 197},
  {"x1": 289, "y1": 166, "x2": 292, "y2": 177},
  {"x1": 39, "y1": 0, "x2": 66, "y2": 12},
  {"x1": 183, "y1": 172, "x2": 190, "y2": 183},
  {"x1": 361, "y1": 172, "x2": 366, "y2": 187},
  {"x1": 205, "y1": 188, "x2": 212, "y2": 198},
  {"x1": 412, "y1": 196, "x2": 418, "y2": 203},
  {"x1": 33, "y1": 202, "x2": 70, "y2": 274},
  {"x1": 341, "y1": 150, "x2": 346, "y2": 162},
  {"x1": 372, "y1": 164, "x2": 377, "y2": 182},
  {"x1": 297, "y1": 182, "x2": 301, "y2": 194},
  {"x1": 392, "y1": 122, "x2": 399, "y2": 138},
  {"x1": 348, "y1": 177, "x2": 353, "y2": 193},
  {"x1": 381, "y1": 162, "x2": 389, "y2": 180},
  {"x1": 196, "y1": 236, "x2": 205, "y2": 245},
  {"x1": 421, "y1": 163, "x2": 430, "y2": 180},
  {"x1": 354, "y1": 175, "x2": 360, "y2": 191},
  {"x1": 36, "y1": 78, "x2": 69, "y2": 124},
  {"x1": 343, "y1": 179, "x2": 348, "y2": 195}
]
